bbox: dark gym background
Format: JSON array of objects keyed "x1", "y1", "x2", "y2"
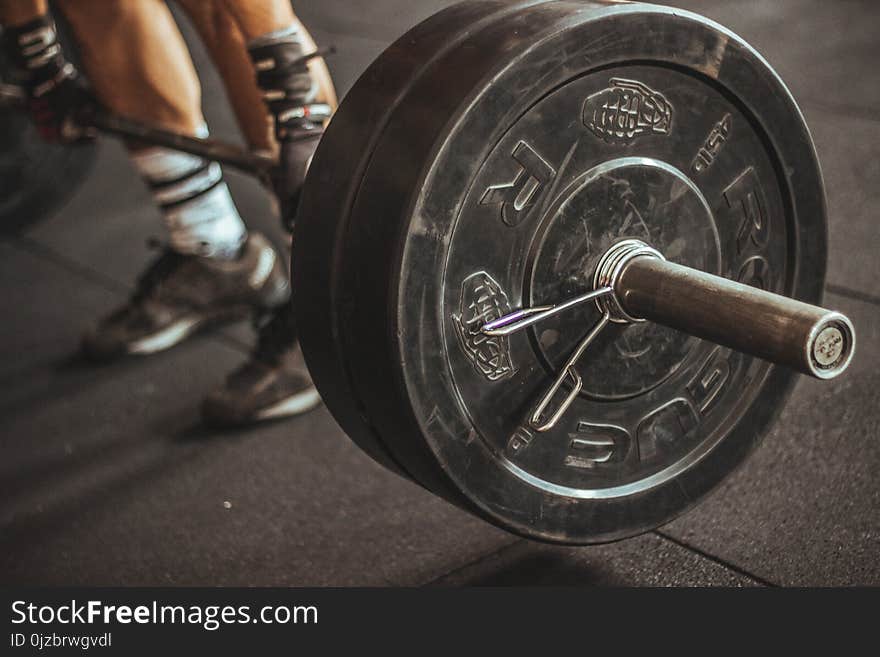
[{"x1": 1, "y1": 0, "x2": 877, "y2": 586}]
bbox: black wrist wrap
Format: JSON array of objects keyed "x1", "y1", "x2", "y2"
[
  {"x1": 3, "y1": 15, "x2": 74, "y2": 96},
  {"x1": 247, "y1": 26, "x2": 331, "y2": 139}
]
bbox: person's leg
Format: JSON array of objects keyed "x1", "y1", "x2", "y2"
[
  {"x1": 55, "y1": 0, "x2": 289, "y2": 360},
  {"x1": 176, "y1": 0, "x2": 336, "y2": 234},
  {"x1": 173, "y1": 0, "x2": 336, "y2": 156},
  {"x1": 182, "y1": 0, "x2": 338, "y2": 426},
  {"x1": 0, "y1": 1, "x2": 48, "y2": 28},
  {"x1": 59, "y1": 0, "x2": 241, "y2": 256}
]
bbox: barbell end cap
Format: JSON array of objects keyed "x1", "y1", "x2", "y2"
[{"x1": 806, "y1": 312, "x2": 856, "y2": 380}]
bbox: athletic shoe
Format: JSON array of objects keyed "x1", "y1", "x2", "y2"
[
  {"x1": 81, "y1": 232, "x2": 289, "y2": 362},
  {"x1": 201, "y1": 301, "x2": 321, "y2": 427}
]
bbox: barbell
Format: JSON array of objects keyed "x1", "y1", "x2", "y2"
[
  {"x1": 1, "y1": 0, "x2": 857, "y2": 544},
  {"x1": 291, "y1": 0, "x2": 855, "y2": 544}
]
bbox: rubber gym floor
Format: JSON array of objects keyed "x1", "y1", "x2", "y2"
[{"x1": 1, "y1": 0, "x2": 877, "y2": 587}]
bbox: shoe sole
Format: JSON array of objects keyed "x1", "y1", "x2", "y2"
[
  {"x1": 255, "y1": 386, "x2": 323, "y2": 421},
  {"x1": 128, "y1": 318, "x2": 202, "y2": 355},
  {"x1": 125, "y1": 306, "x2": 251, "y2": 356}
]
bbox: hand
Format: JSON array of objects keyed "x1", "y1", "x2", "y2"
[
  {"x1": 3, "y1": 15, "x2": 97, "y2": 144},
  {"x1": 246, "y1": 33, "x2": 333, "y2": 232},
  {"x1": 25, "y1": 70, "x2": 96, "y2": 143}
]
